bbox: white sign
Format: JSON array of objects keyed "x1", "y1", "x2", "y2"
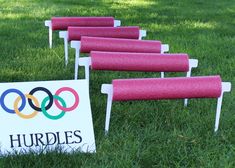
[{"x1": 0, "y1": 80, "x2": 96, "y2": 155}]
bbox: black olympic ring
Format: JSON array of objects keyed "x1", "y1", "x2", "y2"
[{"x1": 28, "y1": 87, "x2": 53, "y2": 111}]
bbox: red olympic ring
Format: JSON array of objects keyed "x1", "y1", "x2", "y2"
[{"x1": 54, "y1": 87, "x2": 79, "y2": 112}]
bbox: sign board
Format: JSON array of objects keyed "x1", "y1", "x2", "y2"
[{"x1": 0, "y1": 80, "x2": 96, "y2": 155}]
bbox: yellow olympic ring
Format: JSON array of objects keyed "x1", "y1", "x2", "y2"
[{"x1": 14, "y1": 94, "x2": 39, "y2": 119}]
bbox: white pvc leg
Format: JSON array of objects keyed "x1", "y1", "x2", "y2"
[
  {"x1": 45, "y1": 20, "x2": 52, "y2": 48},
  {"x1": 214, "y1": 82, "x2": 231, "y2": 132},
  {"x1": 59, "y1": 31, "x2": 69, "y2": 66},
  {"x1": 101, "y1": 84, "x2": 113, "y2": 135},
  {"x1": 184, "y1": 96, "x2": 189, "y2": 106},
  {"x1": 49, "y1": 27, "x2": 52, "y2": 48},
  {"x1": 215, "y1": 94, "x2": 223, "y2": 132},
  {"x1": 74, "y1": 50, "x2": 80, "y2": 80},
  {"x1": 71, "y1": 41, "x2": 81, "y2": 80}
]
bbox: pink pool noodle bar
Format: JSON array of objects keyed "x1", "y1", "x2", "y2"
[
  {"x1": 44, "y1": 17, "x2": 121, "y2": 48},
  {"x1": 59, "y1": 27, "x2": 147, "y2": 66},
  {"x1": 52, "y1": 17, "x2": 115, "y2": 30},
  {"x1": 101, "y1": 76, "x2": 231, "y2": 134},
  {"x1": 78, "y1": 52, "x2": 198, "y2": 83},
  {"x1": 113, "y1": 76, "x2": 221, "y2": 101},
  {"x1": 80, "y1": 36, "x2": 162, "y2": 53},
  {"x1": 68, "y1": 26, "x2": 140, "y2": 41},
  {"x1": 71, "y1": 37, "x2": 169, "y2": 79},
  {"x1": 91, "y1": 52, "x2": 189, "y2": 72}
]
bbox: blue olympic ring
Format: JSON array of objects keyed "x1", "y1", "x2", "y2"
[{"x1": 1, "y1": 89, "x2": 26, "y2": 114}]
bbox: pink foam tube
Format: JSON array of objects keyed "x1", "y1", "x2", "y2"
[
  {"x1": 91, "y1": 52, "x2": 189, "y2": 72},
  {"x1": 68, "y1": 26, "x2": 140, "y2": 41},
  {"x1": 112, "y1": 76, "x2": 222, "y2": 101},
  {"x1": 80, "y1": 36, "x2": 162, "y2": 53},
  {"x1": 51, "y1": 17, "x2": 114, "y2": 30}
]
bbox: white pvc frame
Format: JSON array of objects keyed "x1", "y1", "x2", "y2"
[
  {"x1": 101, "y1": 81, "x2": 231, "y2": 134},
  {"x1": 78, "y1": 57, "x2": 198, "y2": 87},
  {"x1": 71, "y1": 42, "x2": 170, "y2": 80},
  {"x1": 59, "y1": 29, "x2": 147, "y2": 66},
  {"x1": 44, "y1": 19, "x2": 121, "y2": 49}
]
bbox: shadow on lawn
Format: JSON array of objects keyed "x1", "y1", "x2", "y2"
[{"x1": 1, "y1": 0, "x2": 234, "y2": 48}]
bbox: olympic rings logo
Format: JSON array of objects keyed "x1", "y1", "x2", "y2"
[{"x1": 0, "y1": 87, "x2": 79, "y2": 120}]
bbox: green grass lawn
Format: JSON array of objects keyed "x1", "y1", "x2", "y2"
[{"x1": 0, "y1": 0, "x2": 235, "y2": 167}]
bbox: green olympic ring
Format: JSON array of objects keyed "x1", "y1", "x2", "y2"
[{"x1": 41, "y1": 95, "x2": 66, "y2": 120}]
